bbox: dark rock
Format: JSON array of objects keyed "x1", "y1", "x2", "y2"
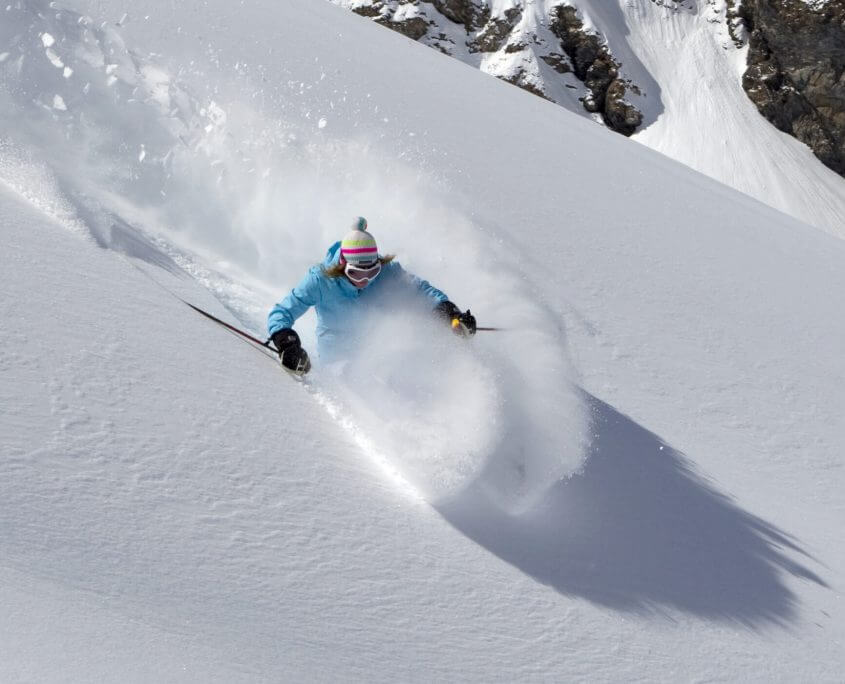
[
  {"x1": 470, "y1": 7, "x2": 522, "y2": 53},
  {"x1": 605, "y1": 79, "x2": 644, "y2": 136},
  {"x1": 584, "y1": 55, "x2": 618, "y2": 111},
  {"x1": 550, "y1": 6, "x2": 602, "y2": 80},
  {"x1": 352, "y1": 3, "x2": 384, "y2": 18},
  {"x1": 550, "y1": 5, "x2": 642, "y2": 135},
  {"x1": 540, "y1": 53, "x2": 572, "y2": 74},
  {"x1": 378, "y1": 15, "x2": 430, "y2": 40},
  {"x1": 430, "y1": 0, "x2": 487, "y2": 31},
  {"x1": 740, "y1": 0, "x2": 845, "y2": 176},
  {"x1": 724, "y1": 0, "x2": 747, "y2": 48}
]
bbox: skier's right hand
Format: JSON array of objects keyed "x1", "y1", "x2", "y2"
[{"x1": 271, "y1": 328, "x2": 311, "y2": 376}]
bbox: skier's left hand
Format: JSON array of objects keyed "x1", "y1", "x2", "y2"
[
  {"x1": 435, "y1": 300, "x2": 476, "y2": 337},
  {"x1": 451, "y1": 309, "x2": 476, "y2": 337}
]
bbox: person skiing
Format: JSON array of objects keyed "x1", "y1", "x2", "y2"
[{"x1": 268, "y1": 217, "x2": 476, "y2": 375}]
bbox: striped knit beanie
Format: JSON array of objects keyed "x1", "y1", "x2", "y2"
[{"x1": 340, "y1": 217, "x2": 379, "y2": 265}]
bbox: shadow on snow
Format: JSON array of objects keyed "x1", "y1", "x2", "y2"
[{"x1": 438, "y1": 390, "x2": 827, "y2": 626}]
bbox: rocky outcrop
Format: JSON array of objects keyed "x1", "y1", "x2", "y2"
[
  {"x1": 604, "y1": 80, "x2": 644, "y2": 137},
  {"x1": 339, "y1": 0, "x2": 644, "y2": 136},
  {"x1": 549, "y1": 5, "x2": 643, "y2": 135},
  {"x1": 380, "y1": 14, "x2": 430, "y2": 40},
  {"x1": 468, "y1": 7, "x2": 522, "y2": 53},
  {"x1": 738, "y1": 0, "x2": 845, "y2": 176},
  {"x1": 351, "y1": 1, "x2": 431, "y2": 40},
  {"x1": 724, "y1": 0, "x2": 749, "y2": 48},
  {"x1": 430, "y1": 0, "x2": 488, "y2": 31}
]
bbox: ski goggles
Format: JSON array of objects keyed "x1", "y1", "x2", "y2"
[{"x1": 344, "y1": 260, "x2": 381, "y2": 284}]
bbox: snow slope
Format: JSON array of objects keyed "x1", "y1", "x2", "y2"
[
  {"x1": 551, "y1": 0, "x2": 845, "y2": 239},
  {"x1": 1, "y1": 0, "x2": 844, "y2": 680},
  {"x1": 616, "y1": 0, "x2": 845, "y2": 240}
]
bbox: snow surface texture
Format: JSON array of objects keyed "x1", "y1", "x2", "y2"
[
  {"x1": 331, "y1": 0, "x2": 845, "y2": 239},
  {"x1": 1, "y1": 0, "x2": 844, "y2": 680}
]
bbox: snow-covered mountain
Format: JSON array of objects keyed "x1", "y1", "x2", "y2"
[
  {"x1": 333, "y1": 0, "x2": 648, "y2": 131},
  {"x1": 2, "y1": 0, "x2": 844, "y2": 680},
  {"x1": 331, "y1": 0, "x2": 845, "y2": 239}
]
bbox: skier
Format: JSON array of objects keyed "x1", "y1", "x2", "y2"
[{"x1": 268, "y1": 217, "x2": 476, "y2": 375}]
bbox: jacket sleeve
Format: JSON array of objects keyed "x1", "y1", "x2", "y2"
[
  {"x1": 267, "y1": 267, "x2": 324, "y2": 336},
  {"x1": 392, "y1": 262, "x2": 449, "y2": 306}
]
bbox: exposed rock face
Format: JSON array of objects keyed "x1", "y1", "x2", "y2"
[
  {"x1": 339, "y1": 0, "x2": 845, "y2": 166},
  {"x1": 549, "y1": 5, "x2": 642, "y2": 135},
  {"x1": 351, "y1": 1, "x2": 431, "y2": 40},
  {"x1": 739, "y1": 0, "x2": 845, "y2": 176},
  {"x1": 469, "y1": 7, "x2": 522, "y2": 53},
  {"x1": 336, "y1": 0, "x2": 644, "y2": 136},
  {"x1": 604, "y1": 80, "x2": 645, "y2": 137},
  {"x1": 383, "y1": 14, "x2": 430, "y2": 40}
]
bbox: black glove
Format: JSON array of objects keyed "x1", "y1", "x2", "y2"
[
  {"x1": 271, "y1": 328, "x2": 311, "y2": 375},
  {"x1": 434, "y1": 300, "x2": 477, "y2": 337}
]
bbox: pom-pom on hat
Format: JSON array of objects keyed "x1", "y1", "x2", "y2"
[{"x1": 340, "y1": 217, "x2": 379, "y2": 265}]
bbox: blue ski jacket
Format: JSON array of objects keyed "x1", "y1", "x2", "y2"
[{"x1": 268, "y1": 241, "x2": 449, "y2": 360}]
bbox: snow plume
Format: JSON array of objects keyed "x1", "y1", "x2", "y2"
[
  {"x1": 314, "y1": 303, "x2": 587, "y2": 513},
  {"x1": 0, "y1": 0, "x2": 588, "y2": 511},
  {"x1": 314, "y1": 310, "x2": 502, "y2": 502},
  {"x1": 0, "y1": 139, "x2": 87, "y2": 236}
]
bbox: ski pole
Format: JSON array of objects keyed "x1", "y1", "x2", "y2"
[{"x1": 181, "y1": 300, "x2": 277, "y2": 351}]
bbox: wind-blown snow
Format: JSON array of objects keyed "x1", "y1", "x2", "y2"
[{"x1": 1, "y1": 0, "x2": 844, "y2": 680}]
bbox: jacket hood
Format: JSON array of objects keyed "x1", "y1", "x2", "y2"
[{"x1": 323, "y1": 241, "x2": 342, "y2": 267}]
